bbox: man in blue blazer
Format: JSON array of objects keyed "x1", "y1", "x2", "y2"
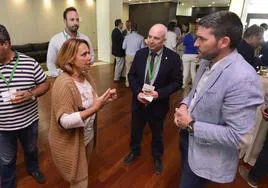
[
  {"x1": 123, "y1": 24, "x2": 182, "y2": 174},
  {"x1": 174, "y1": 11, "x2": 263, "y2": 187}
]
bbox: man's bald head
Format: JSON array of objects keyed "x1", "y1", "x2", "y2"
[
  {"x1": 147, "y1": 24, "x2": 167, "y2": 52},
  {"x1": 149, "y1": 24, "x2": 167, "y2": 39}
]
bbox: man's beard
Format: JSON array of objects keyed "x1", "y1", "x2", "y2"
[
  {"x1": 69, "y1": 25, "x2": 79, "y2": 33},
  {"x1": 200, "y1": 48, "x2": 220, "y2": 61}
]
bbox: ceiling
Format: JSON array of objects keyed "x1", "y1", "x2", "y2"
[{"x1": 124, "y1": 0, "x2": 231, "y2": 7}]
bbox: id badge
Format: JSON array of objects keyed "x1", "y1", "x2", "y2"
[
  {"x1": 1, "y1": 89, "x2": 16, "y2": 102},
  {"x1": 142, "y1": 83, "x2": 155, "y2": 92}
]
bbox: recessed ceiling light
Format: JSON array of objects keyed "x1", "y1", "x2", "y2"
[
  {"x1": 212, "y1": 1, "x2": 215, "y2": 4},
  {"x1": 208, "y1": 4, "x2": 211, "y2": 7},
  {"x1": 181, "y1": 3, "x2": 184, "y2": 5}
]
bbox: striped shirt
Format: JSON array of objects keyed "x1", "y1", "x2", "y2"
[{"x1": 0, "y1": 52, "x2": 47, "y2": 131}]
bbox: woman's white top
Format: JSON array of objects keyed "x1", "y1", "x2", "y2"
[{"x1": 60, "y1": 79, "x2": 96, "y2": 146}]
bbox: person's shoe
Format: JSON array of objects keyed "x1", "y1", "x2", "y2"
[
  {"x1": 29, "y1": 170, "x2": 46, "y2": 184},
  {"x1": 154, "y1": 158, "x2": 163, "y2": 175},
  {"x1": 123, "y1": 152, "x2": 139, "y2": 165},
  {"x1": 239, "y1": 165, "x2": 258, "y2": 188}
]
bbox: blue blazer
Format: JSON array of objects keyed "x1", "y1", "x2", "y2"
[
  {"x1": 128, "y1": 47, "x2": 183, "y2": 117},
  {"x1": 182, "y1": 50, "x2": 263, "y2": 183}
]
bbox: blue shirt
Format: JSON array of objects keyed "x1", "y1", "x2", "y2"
[
  {"x1": 122, "y1": 32, "x2": 144, "y2": 56},
  {"x1": 183, "y1": 33, "x2": 198, "y2": 54}
]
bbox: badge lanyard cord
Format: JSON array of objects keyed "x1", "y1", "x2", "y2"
[
  {"x1": 146, "y1": 56, "x2": 160, "y2": 83},
  {"x1": 0, "y1": 51, "x2": 19, "y2": 89},
  {"x1": 63, "y1": 31, "x2": 80, "y2": 40}
]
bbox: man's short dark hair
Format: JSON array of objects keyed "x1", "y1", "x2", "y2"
[
  {"x1": 131, "y1": 23, "x2": 138, "y2": 31},
  {"x1": 168, "y1": 22, "x2": 176, "y2": 31},
  {"x1": 198, "y1": 11, "x2": 243, "y2": 49},
  {"x1": 243, "y1": 24, "x2": 264, "y2": 39},
  {"x1": 115, "y1": 19, "x2": 122, "y2": 27},
  {"x1": 260, "y1": 23, "x2": 268, "y2": 31},
  {"x1": 63, "y1": 7, "x2": 77, "y2": 20},
  {"x1": 0, "y1": 24, "x2": 11, "y2": 45}
]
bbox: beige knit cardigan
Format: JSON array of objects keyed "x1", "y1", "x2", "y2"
[{"x1": 48, "y1": 72, "x2": 97, "y2": 184}]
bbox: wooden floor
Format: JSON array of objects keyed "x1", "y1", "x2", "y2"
[{"x1": 16, "y1": 63, "x2": 268, "y2": 188}]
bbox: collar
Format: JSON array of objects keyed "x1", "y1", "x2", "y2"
[
  {"x1": 63, "y1": 29, "x2": 80, "y2": 38},
  {"x1": 149, "y1": 47, "x2": 163, "y2": 56},
  {"x1": 205, "y1": 49, "x2": 236, "y2": 74},
  {"x1": 116, "y1": 27, "x2": 122, "y2": 33}
]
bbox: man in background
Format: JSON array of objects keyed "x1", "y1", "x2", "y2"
[
  {"x1": 123, "y1": 20, "x2": 132, "y2": 36},
  {"x1": 237, "y1": 24, "x2": 264, "y2": 71},
  {"x1": 112, "y1": 19, "x2": 125, "y2": 82},
  {"x1": 122, "y1": 23, "x2": 144, "y2": 87},
  {"x1": 47, "y1": 7, "x2": 94, "y2": 77}
]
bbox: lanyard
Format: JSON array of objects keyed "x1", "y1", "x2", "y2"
[
  {"x1": 146, "y1": 55, "x2": 161, "y2": 83},
  {"x1": 63, "y1": 31, "x2": 80, "y2": 40},
  {"x1": 0, "y1": 51, "x2": 19, "y2": 88}
]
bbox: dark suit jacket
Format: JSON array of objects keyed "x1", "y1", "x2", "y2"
[
  {"x1": 237, "y1": 39, "x2": 258, "y2": 71},
  {"x1": 111, "y1": 28, "x2": 125, "y2": 57},
  {"x1": 260, "y1": 41, "x2": 268, "y2": 66},
  {"x1": 128, "y1": 47, "x2": 183, "y2": 118}
]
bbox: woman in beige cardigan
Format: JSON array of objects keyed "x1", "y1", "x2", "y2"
[{"x1": 48, "y1": 38, "x2": 116, "y2": 188}]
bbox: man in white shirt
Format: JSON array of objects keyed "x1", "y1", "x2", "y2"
[
  {"x1": 122, "y1": 23, "x2": 144, "y2": 87},
  {"x1": 47, "y1": 7, "x2": 94, "y2": 77},
  {"x1": 165, "y1": 22, "x2": 177, "y2": 52}
]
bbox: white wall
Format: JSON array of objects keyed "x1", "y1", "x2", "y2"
[
  {"x1": 96, "y1": 0, "x2": 111, "y2": 62},
  {"x1": 97, "y1": 0, "x2": 123, "y2": 62},
  {"x1": 0, "y1": 0, "x2": 97, "y2": 49},
  {"x1": 122, "y1": 3, "x2": 129, "y2": 24},
  {"x1": 229, "y1": 0, "x2": 250, "y2": 26},
  {"x1": 247, "y1": 0, "x2": 268, "y2": 14}
]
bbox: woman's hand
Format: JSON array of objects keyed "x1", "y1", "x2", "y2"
[
  {"x1": 106, "y1": 88, "x2": 117, "y2": 103},
  {"x1": 93, "y1": 88, "x2": 111, "y2": 110},
  {"x1": 93, "y1": 88, "x2": 117, "y2": 109}
]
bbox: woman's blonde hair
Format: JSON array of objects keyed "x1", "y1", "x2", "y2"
[{"x1": 56, "y1": 38, "x2": 96, "y2": 90}]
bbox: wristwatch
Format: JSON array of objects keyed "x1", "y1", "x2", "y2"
[
  {"x1": 28, "y1": 90, "x2": 36, "y2": 100},
  {"x1": 186, "y1": 120, "x2": 195, "y2": 135}
]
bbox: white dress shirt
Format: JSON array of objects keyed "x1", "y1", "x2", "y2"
[
  {"x1": 47, "y1": 30, "x2": 94, "y2": 77},
  {"x1": 165, "y1": 31, "x2": 177, "y2": 52}
]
